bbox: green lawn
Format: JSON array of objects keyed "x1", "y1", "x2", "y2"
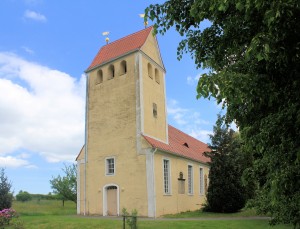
[
  {"x1": 163, "y1": 208, "x2": 262, "y2": 218},
  {"x1": 10, "y1": 200, "x2": 292, "y2": 229}
]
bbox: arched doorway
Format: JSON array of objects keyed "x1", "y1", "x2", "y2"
[{"x1": 103, "y1": 184, "x2": 119, "y2": 216}]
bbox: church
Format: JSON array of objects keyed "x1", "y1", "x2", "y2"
[{"x1": 76, "y1": 26, "x2": 210, "y2": 217}]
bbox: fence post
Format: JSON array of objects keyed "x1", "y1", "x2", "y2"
[{"x1": 123, "y1": 215, "x2": 126, "y2": 229}]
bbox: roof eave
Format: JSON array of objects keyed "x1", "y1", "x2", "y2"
[
  {"x1": 155, "y1": 147, "x2": 210, "y2": 165},
  {"x1": 85, "y1": 48, "x2": 140, "y2": 73}
]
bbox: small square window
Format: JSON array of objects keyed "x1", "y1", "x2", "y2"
[
  {"x1": 106, "y1": 157, "x2": 115, "y2": 175},
  {"x1": 153, "y1": 103, "x2": 157, "y2": 118}
]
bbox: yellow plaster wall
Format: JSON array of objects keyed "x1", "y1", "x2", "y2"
[
  {"x1": 141, "y1": 32, "x2": 163, "y2": 68},
  {"x1": 141, "y1": 34, "x2": 167, "y2": 143},
  {"x1": 82, "y1": 53, "x2": 149, "y2": 216},
  {"x1": 154, "y1": 151, "x2": 210, "y2": 217}
]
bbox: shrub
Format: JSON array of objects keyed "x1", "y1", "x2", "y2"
[
  {"x1": 0, "y1": 208, "x2": 17, "y2": 228},
  {"x1": 0, "y1": 169, "x2": 13, "y2": 210},
  {"x1": 16, "y1": 191, "x2": 32, "y2": 202}
]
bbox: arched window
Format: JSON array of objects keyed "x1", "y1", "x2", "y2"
[
  {"x1": 120, "y1": 60, "x2": 127, "y2": 75},
  {"x1": 155, "y1": 68, "x2": 160, "y2": 84},
  {"x1": 96, "y1": 69, "x2": 103, "y2": 84},
  {"x1": 108, "y1": 65, "x2": 115, "y2": 80},
  {"x1": 148, "y1": 63, "x2": 153, "y2": 79}
]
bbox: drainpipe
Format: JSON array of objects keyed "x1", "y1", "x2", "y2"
[{"x1": 84, "y1": 73, "x2": 89, "y2": 216}]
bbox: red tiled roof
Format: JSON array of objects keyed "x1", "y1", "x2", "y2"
[
  {"x1": 86, "y1": 26, "x2": 153, "y2": 71},
  {"x1": 143, "y1": 125, "x2": 211, "y2": 163}
]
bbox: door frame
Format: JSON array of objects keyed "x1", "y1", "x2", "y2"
[{"x1": 103, "y1": 183, "x2": 120, "y2": 216}]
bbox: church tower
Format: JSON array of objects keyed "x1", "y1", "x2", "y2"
[{"x1": 77, "y1": 27, "x2": 167, "y2": 217}]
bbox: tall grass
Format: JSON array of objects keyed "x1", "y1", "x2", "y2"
[{"x1": 13, "y1": 199, "x2": 76, "y2": 216}]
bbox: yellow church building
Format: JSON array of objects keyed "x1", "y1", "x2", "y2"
[{"x1": 76, "y1": 26, "x2": 210, "y2": 217}]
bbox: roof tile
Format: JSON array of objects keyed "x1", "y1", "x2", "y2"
[
  {"x1": 143, "y1": 125, "x2": 211, "y2": 163},
  {"x1": 87, "y1": 26, "x2": 153, "y2": 71}
]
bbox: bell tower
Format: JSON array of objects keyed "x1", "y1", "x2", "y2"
[
  {"x1": 85, "y1": 26, "x2": 167, "y2": 161},
  {"x1": 77, "y1": 27, "x2": 167, "y2": 216}
]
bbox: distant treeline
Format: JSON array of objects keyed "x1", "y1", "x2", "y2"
[
  {"x1": 29, "y1": 193, "x2": 62, "y2": 200},
  {"x1": 15, "y1": 191, "x2": 64, "y2": 202}
]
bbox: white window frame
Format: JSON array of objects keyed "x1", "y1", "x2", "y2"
[
  {"x1": 105, "y1": 156, "x2": 116, "y2": 176},
  {"x1": 188, "y1": 164, "x2": 194, "y2": 195},
  {"x1": 199, "y1": 167, "x2": 204, "y2": 195},
  {"x1": 163, "y1": 158, "x2": 171, "y2": 195}
]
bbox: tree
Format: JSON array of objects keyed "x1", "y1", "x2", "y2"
[
  {"x1": 50, "y1": 164, "x2": 77, "y2": 205},
  {"x1": 0, "y1": 168, "x2": 13, "y2": 210},
  {"x1": 146, "y1": 0, "x2": 300, "y2": 226},
  {"x1": 16, "y1": 190, "x2": 32, "y2": 202},
  {"x1": 203, "y1": 116, "x2": 246, "y2": 213}
]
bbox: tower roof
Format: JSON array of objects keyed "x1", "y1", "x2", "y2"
[
  {"x1": 86, "y1": 26, "x2": 153, "y2": 72},
  {"x1": 143, "y1": 125, "x2": 211, "y2": 164}
]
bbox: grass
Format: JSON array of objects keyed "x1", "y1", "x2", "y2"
[
  {"x1": 13, "y1": 199, "x2": 76, "y2": 216},
  {"x1": 163, "y1": 208, "x2": 262, "y2": 218},
  {"x1": 10, "y1": 200, "x2": 292, "y2": 229}
]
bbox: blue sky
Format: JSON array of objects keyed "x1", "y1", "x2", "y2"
[{"x1": 0, "y1": 0, "x2": 222, "y2": 194}]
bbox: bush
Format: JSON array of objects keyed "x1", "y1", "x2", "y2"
[
  {"x1": 16, "y1": 191, "x2": 32, "y2": 202},
  {"x1": 0, "y1": 208, "x2": 17, "y2": 228},
  {"x1": 0, "y1": 169, "x2": 13, "y2": 210}
]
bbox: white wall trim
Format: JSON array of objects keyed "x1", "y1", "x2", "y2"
[
  {"x1": 84, "y1": 73, "x2": 90, "y2": 215},
  {"x1": 146, "y1": 150, "x2": 156, "y2": 217},
  {"x1": 163, "y1": 71, "x2": 169, "y2": 144},
  {"x1": 139, "y1": 52, "x2": 144, "y2": 133},
  {"x1": 77, "y1": 161, "x2": 80, "y2": 214},
  {"x1": 103, "y1": 183, "x2": 120, "y2": 216},
  {"x1": 135, "y1": 53, "x2": 142, "y2": 154}
]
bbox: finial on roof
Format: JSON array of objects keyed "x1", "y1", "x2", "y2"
[
  {"x1": 139, "y1": 14, "x2": 148, "y2": 28},
  {"x1": 102, "y1": 31, "x2": 110, "y2": 44}
]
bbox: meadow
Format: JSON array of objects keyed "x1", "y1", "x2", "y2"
[{"x1": 10, "y1": 200, "x2": 292, "y2": 229}]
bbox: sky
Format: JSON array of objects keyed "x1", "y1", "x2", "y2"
[{"x1": 0, "y1": 0, "x2": 222, "y2": 195}]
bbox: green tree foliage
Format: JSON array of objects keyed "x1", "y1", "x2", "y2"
[
  {"x1": 146, "y1": 0, "x2": 300, "y2": 226},
  {"x1": 203, "y1": 116, "x2": 247, "y2": 213},
  {"x1": 0, "y1": 168, "x2": 13, "y2": 210},
  {"x1": 16, "y1": 190, "x2": 32, "y2": 202},
  {"x1": 50, "y1": 164, "x2": 77, "y2": 204}
]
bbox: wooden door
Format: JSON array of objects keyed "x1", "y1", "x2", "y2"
[{"x1": 107, "y1": 186, "x2": 117, "y2": 216}]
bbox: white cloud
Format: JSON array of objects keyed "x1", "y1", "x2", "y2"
[
  {"x1": 189, "y1": 129, "x2": 212, "y2": 144},
  {"x1": 22, "y1": 46, "x2": 34, "y2": 55},
  {"x1": 24, "y1": 10, "x2": 46, "y2": 22},
  {"x1": 0, "y1": 52, "x2": 85, "y2": 163},
  {"x1": 187, "y1": 73, "x2": 201, "y2": 86},
  {"x1": 167, "y1": 99, "x2": 212, "y2": 143},
  {"x1": 0, "y1": 156, "x2": 31, "y2": 168}
]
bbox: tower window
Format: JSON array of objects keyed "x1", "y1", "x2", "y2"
[
  {"x1": 108, "y1": 64, "x2": 115, "y2": 80},
  {"x1": 155, "y1": 68, "x2": 160, "y2": 84},
  {"x1": 105, "y1": 157, "x2": 115, "y2": 176},
  {"x1": 120, "y1": 60, "x2": 127, "y2": 75},
  {"x1": 153, "y1": 103, "x2": 157, "y2": 118},
  {"x1": 148, "y1": 63, "x2": 153, "y2": 79},
  {"x1": 96, "y1": 69, "x2": 103, "y2": 84}
]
